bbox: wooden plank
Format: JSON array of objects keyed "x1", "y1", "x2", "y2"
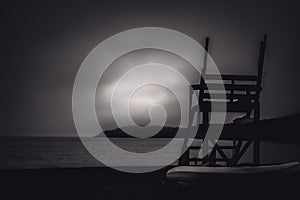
[
  {"x1": 192, "y1": 83, "x2": 262, "y2": 91},
  {"x1": 189, "y1": 146, "x2": 202, "y2": 150},
  {"x1": 203, "y1": 74, "x2": 258, "y2": 81},
  {"x1": 217, "y1": 145, "x2": 236, "y2": 149},
  {"x1": 256, "y1": 34, "x2": 267, "y2": 86},
  {"x1": 203, "y1": 93, "x2": 257, "y2": 100},
  {"x1": 254, "y1": 140, "x2": 260, "y2": 166},
  {"x1": 187, "y1": 158, "x2": 234, "y2": 162},
  {"x1": 202, "y1": 37, "x2": 209, "y2": 74},
  {"x1": 199, "y1": 101, "x2": 257, "y2": 112}
]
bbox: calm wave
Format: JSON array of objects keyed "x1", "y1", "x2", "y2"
[{"x1": 0, "y1": 137, "x2": 300, "y2": 169}]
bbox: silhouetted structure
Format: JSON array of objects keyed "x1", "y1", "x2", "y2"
[{"x1": 180, "y1": 35, "x2": 268, "y2": 166}]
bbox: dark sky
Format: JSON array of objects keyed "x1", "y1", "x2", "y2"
[{"x1": 1, "y1": 0, "x2": 300, "y2": 136}]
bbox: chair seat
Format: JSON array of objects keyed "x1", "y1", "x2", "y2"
[{"x1": 200, "y1": 101, "x2": 257, "y2": 112}]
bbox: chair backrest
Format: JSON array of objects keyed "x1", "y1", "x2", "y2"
[{"x1": 191, "y1": 35, "x2": 267, "y2": 123}]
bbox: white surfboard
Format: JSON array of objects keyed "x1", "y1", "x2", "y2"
[{"x1": 167, "y1": 162, "x2": 300, "y2": 181}]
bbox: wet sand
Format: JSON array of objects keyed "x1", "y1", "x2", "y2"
[{"x1": 1, "y1": 166, "x2": 299, "y2": 200}]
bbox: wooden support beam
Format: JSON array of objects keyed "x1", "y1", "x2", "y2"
[
  {"x1": 234, "y1": 140, "x2": 252, "y2": 164},
  {"x1": 254, "y1": 140, "x2": 260, "y2": 166},
  {"x1": 215, "y1": 144, "x2": 231, "y2": 165}
]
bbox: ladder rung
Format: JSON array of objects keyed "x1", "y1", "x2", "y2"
[
  {"x1": 189, "y1": 146, "x2": 201, "y2": 150},
  {"x1": 189, "y1": 158, "x2": 234, "y2": 162},
  {"x1": 218, "y1": 146, "x2": 236, "y2": 149},
  {"x1": 189, "y1": 146, "x2": 236, "y2": 150}
]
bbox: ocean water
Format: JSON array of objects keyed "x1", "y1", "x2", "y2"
[{"x1": 0, "y1": 137, "x2": 300, "y2": 169}]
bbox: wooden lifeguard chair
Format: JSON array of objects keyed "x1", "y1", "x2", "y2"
[{"x1": 179, "y1": 35, "x2": 268, "y2": 167}]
